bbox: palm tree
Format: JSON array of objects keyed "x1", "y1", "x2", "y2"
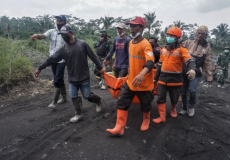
[
  {"x1": 153, "y1": 28, "x2": 161, "y2": 39},
  {"x1": 144, "y1": 12, "x2": 162, "y2": 39},
  {"x1": 100, "y1": 16, "x2": 115, "y2": 31},
  {"x1": 211, "y1": 23, "x2": 230, "y2": 45},
  {"x1": 173, "y1": 20, "x2": 189, "y2": 30}
]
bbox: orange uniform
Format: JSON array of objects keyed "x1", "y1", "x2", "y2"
[
  {"x1": 155, "y1": 46, "x2": 194, "y2": 86},
  {"x1": 127, "y1": 38, "x2": 155, "y2": 91}
]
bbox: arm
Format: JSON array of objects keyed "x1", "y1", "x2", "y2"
[
  {"x1": 105, "y1": 39, "x2": 116, "y2": 61},
  {"x1": 93, "y1": 38, "x2": 100, "y2": 49},
  {"x1": 181, "y1": 47, "x2": 196, "y2": 71},
  {"x1": 204, "y1": 47, "x2": 213, "y2": 82},
  {"x1": 85, "y1": 42, "x2": 102, "y2": 70},
  {"x1": 38, "y1": 46, "x2": 65, "y2": 71},
  {"x1": 31, "y1": 34, "x2": 46, "y2": 41}
]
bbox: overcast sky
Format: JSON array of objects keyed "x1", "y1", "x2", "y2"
[{"x1": 1, "y1": 0, "x2": 230, "y2": 30}]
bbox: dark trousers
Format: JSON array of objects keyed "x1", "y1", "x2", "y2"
[
  {"x1": 114, "y1": 68, "x2": 128, "y2": 78},
  {"x1": 157, "y1": 84, "x2": 181, "y2": 104},
  {"x1": 182, "y1": 77, "x2": 200, "y2": 110},
  {"x1": 51, "y1": 62, "x2": 66, "y2": 88},
  {"x1": 117, "y1": 83, "x2": 154, "y2": 112}
]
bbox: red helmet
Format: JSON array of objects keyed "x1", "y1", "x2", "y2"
[{"x1": 167, "y1": 27, "x2": 182, "y2": 38}]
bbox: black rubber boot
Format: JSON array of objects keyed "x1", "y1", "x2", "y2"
[
  {"x1": 57, "y1": 85, "x2": 67, "y2": 104},
  {"x1": 48, "y1": 88, "x2": 61, "y2": 109},
  {"x1": 88, "y1": 93, "x2": 102, "y2": 112},
  {"x1": 70, "y1": 97, "x2": 83, "y2": 123}
]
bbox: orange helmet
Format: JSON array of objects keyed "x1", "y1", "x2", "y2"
[{"x1": 167, "y1": 27, "x2": 182, "y2": 38}]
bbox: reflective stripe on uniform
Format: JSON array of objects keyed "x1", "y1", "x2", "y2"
[
  {"x1": 129, "y1": 54, "x2": 146, "y2": 59},
  {"x1": 158, "y1": 81, "x2": 183, "y2": 86},
  {"x1": 161, "y1": 70, "x2": 182, "y2": 74},
  {"x1": 162, "y1": 53, "x2": 181, "y2": 56}
]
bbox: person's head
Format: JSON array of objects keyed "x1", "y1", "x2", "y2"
[
  {"x1": 125, "y1": 16, "x2": 145, "y2": 39},
  {"x1": 223, "y1": 46, "x2": 230, "y2": 55},
  {"x1": 58, "y1": 24, "x2": 74, "y2": 43},
  {"x1": 100, "y1": 30, "x2": 107, "y2": 37},
  {"x1": 116, "y1": 23, "x2": 126, "y2": 37},
  {"x1": 149, "y1": 37, "x2": 158, "y2": 48},
  {"x1": 55, "y1": 15, "x2": 67, "y2": 30},
  {"x1": 166, "y1": 27, "x2": 182, "y2": 44},
  {"x1": 196, "y1": 25, "x2": 208, "y2": 42}
]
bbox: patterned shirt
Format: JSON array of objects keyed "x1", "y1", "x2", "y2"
[
  {"x1": 215, "y1": 52, "x2": 230, "y2": 70},
  {"x1": 44, "y1": 29, "x2": 65, "y2": 63}
]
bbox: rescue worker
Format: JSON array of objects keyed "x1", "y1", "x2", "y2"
[
  {"x1": 106, "y1": 16, "x2": 155, "y2": 135},
  {"x1": 93, "y1": 30, "x2": 112, "y2": 89},
  {"x1": 103, "y1": 23, "x2": 131, "y2": 78},
  {"x1": 213, "y1": 46, "x2": 230, "y2": 88},
  {"x1": 180, "y1": 26, "x2": 213, "y2": 116},
  {"x1": 149, "y1": 37, "x2": 161, "y2": 68},
  {"x1": 153, "y1": 27, "x2": 196, "y2": 123},
  {"x1": 35, "y1": 25, "x2": 104, "y2": 123},
  {"x1": 31, "y1": 15, "x2": 67, "y2": 109}
]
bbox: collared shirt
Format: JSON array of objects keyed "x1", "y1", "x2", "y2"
[{"x1": 44, "y1": 28, "x2": 65, "y2": 63}]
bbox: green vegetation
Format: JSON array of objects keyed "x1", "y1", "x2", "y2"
[{"x1": 0, "y1": 13, "x2": 229, "y2": 87}]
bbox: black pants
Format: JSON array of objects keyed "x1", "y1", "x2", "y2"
[
  {"x1": 157, "y1": 84, "x2": 181, "y2": 104},
  {"x1": 51, "y1": 62, "x2": 66, "y2": 88},
  {"x1": 117, "y1": 83, "x2": 154, "y2": 112},
  {"x1": 114, "y1": 68, "x2": 128, "y2": 78}
]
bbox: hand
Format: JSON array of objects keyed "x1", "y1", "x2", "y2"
[
  {"x1": 186, "y1": 69, "x2": 196, "y2": 80},
  {"x1": 100, "y1": 37, "x2": 104, "y2": 42},
  {"x1": 98, "y1": 69, "x2": 105, "y2": 74},
  {"x1": 132, "y1": 73, "x2": 145, "y2": 87},
  {"x1": 153, "y1": 79, "x2": 158, "y2": 85},
  {"x1": 103, "y1": 60, "x2": 107, "y2": 65},
  {"x1": 31, "y1": 34, "x2": 38, "y2": 41},
  {"x1": 112, "y1": 64, "x2": 115, "y2": 70},
  {"x1": 213, "y1": 66, "x2": 216, "y2": 71},
  {"x1": 35, "y1": 70, "x2": 41, "y2": 77}
]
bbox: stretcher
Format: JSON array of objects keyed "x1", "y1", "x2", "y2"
[{"x1": 103, "y1": 69, "x2": 158, "y2": 104}]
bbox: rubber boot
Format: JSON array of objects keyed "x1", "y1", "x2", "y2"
[
  {"x1": 170, "y1": 103, "x2": 177, "y2": 118},
  {"x1": 88, "y1": 93, "x2": 103, "y2": 112},
  {"x1": 106, "y1": 109, "x2": 128, "y2": 135},
  {"x1": 100, "y1": 78, "x2": 106, "y2": 90},
  {"x1": 70, "y1": 97, "x2": 83, "y2": 123},
  {"x1": 48, "y1": 88, "x2": 61, "y2": 109},
  {"x1": 140, "y1": 112, "x2": 151, "y2": 131},
  {"x1": 152, "y1": 103, "x2": 166, "y2": 123},
  {"x1": 57, "y1": 85, "x2": 67, "y2": 104}
]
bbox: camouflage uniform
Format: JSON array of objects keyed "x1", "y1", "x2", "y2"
[
  {"x1": 93, "y1": 30, "x2": 112, "y2": 75},
  {"x1": 215, "y1": 52, "x2": 229, "y2": 85}
]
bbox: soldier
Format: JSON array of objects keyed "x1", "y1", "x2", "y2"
[
  {"x1": 213, "y1": 46, "x2": 230, "y2": 88},
  {"x1": 93, "y1": 30, "x2": 112, "y2": 89}
]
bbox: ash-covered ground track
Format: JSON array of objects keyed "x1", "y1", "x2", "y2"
[{"x1": 0, "y1": 67, "x2": 230, "y2": 160}]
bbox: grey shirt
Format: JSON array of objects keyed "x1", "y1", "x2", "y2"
[{"x1": 38, "y1": 38, "x2": 102, "y2": 85}]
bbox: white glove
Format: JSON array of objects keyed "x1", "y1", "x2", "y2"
[{"x1": 186, "y1": 70, "x2": 196, "y2": 80}]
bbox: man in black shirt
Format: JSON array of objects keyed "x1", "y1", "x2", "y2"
[
  {"x1": 149, "y1": 37, "x2": 160, "y2": 68},
  {"x1": 35, "y1": 25, "x2": 104, "y2": 123}
]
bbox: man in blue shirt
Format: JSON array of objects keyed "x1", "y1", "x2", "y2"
[
  {"x1": 31, "y1": 15, "x2": 68, "y2": 109},
  {"x1": 103, "y1": 23, "x2": 131, "y2": 78}
]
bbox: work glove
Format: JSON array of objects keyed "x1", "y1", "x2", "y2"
[{"x1": 186, "y1": 69, "x2": 196, "y2": 80}]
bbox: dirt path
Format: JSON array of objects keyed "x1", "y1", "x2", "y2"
[{"x1": 0, "y1": 67, "x2": 230, "y2": 160}]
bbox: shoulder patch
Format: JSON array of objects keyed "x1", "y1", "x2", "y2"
[{"x1": 148, "y1": 51, "x2": 153, "y2": 57}]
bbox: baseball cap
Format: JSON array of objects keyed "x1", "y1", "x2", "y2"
[
  {"x1": 55, "y1": 15, "x2": 67, "y2": 22},
  {"x1": 116, "y1": 23, "x2": 126, "y2": 29},
  {"x1": 58, "y1": 24, "x2": 73, "y2": 34},
  {"x1": 125, "y1": 16, "x2": 145, "y2": 26}
]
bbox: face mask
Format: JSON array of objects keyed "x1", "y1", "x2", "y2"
[
  {"x1": 117, "y1": 32, "x2": 125, "y2": 37},
  {"x1": 224, "y1": 50, "x2": 229, "y2": 53},
  {"x1": 57, "y1": 24, "x2": 65, "y2": 30},
  {"x1": 130, "y1": 28, "x2": 142, "y2": 39},
  {"x1": 166, "y1": 37, "x2": 175, "y2": 44},
  {"x1": 62, "y1": 35, "x2": 71, "y2": 43}
]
